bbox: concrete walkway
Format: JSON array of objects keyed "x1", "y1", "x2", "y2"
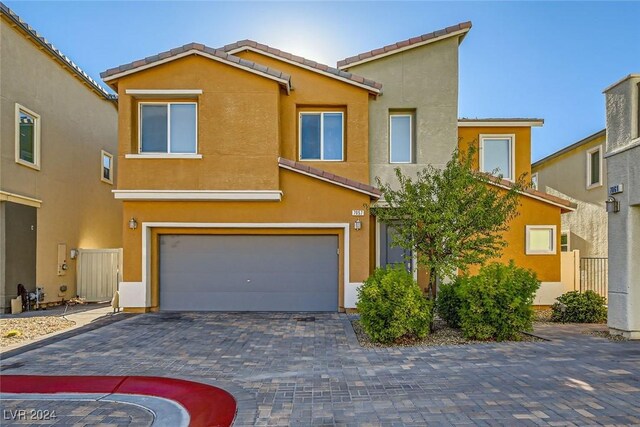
[{"x1": 2, "y1": 312, "x2": 639, "y2": 426}]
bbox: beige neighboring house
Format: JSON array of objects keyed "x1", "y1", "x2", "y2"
[
  {"x1": 0, "y1": 3, "x2": 122, "y2": 312},
  {"x1": 532, "y1": 129, "x2": 608, "y2": 258}
]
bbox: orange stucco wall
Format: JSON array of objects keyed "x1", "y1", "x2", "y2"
[
  {"x1": 235, "y1": 50, "x2": 372, "y2": 183},
  {"x1": 108, "y1": 52, "x2": 377, "y2": 310},
  {"x1": 458, "y1": 126, "x2": 561, "y2": 282},
  {"x1": 114, "y1": 55, "x2": 283, "y2": 191},
  {"x1": 121, "y1": 169, "x2": 372, "y2": 310},
  {"x1": 458, "y1": 126, "x2": 532, "y2": 180}
]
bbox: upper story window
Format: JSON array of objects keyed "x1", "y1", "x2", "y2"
[
  {"x1": 139, "y1": 102, "x2": 197, "y2": 154},
  {"x1": 531, "y1": 172, "x2": 539, "y2": 190},
  {"x1": 586, "y1": 145, "x2": 602, "y2": 189},
  {"x1": 389, "y1": 113, "x2": 413, "y2": 164},
  {"x1": 480, "y1": 135, "x2": 514, "y2": 180},
  {"x1": 101, "y1": 150, "x2": 114, "y2": 184},
  {"x1": 15, "y1": 104, "x2": 41, "y2": 170},
  {"x1": 299, "y1": 112, "x2": 344, "y2": 161}
]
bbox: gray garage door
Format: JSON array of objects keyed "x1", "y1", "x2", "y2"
[{"x1": 159, "y1": 234, "x2": 339, "y2": 311}]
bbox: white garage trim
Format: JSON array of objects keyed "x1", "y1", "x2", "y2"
[{"x1": 131, "y1": 222, "x2": 352, "y2": 309}]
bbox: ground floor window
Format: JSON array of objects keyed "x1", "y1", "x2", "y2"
[{"x1": 525, "y1": 225, "x2": 557, "y2": 255}]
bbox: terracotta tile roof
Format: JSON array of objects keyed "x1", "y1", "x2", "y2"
[
  {"x1": 459, "y1": 118, "x2": 545, "y2": 123},
  {"x1": 0, "y1": 2, "x2": 115, "y2": 102},
  {"x1": 221, "y1": 40, "x2": 382, "y2": 94},
  {"x1": 277, "y1": 158, "x2": 382, "y2": 198},
  {"x1": 337, "y1": 22, "x2": 472, "y2": 69},
  {"x1": 483, "y1": 174, "x2": 577, "y2": 212},
  {"x1": 100, "y1": 42, "x2": 291, "y2": 90}
]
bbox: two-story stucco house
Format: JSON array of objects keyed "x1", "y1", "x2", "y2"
[
  {"x1": 604, "y1": 73, "x2": 640, "y2": 339},
  {"x1": 101, "y1": 42, "x2": 383, "y2": 312},
  {"x1": 338, "y1": 24, "x2": 575, "y2": 303},
  {"x1": 0, "y1": 4, "x2": 122, "y2": 312},
  {"x1": 531, "y1": 129, "x2": 608, "y2": 258}
]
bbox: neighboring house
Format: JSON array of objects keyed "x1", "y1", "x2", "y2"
[
  {"x1": 458, "y1": 120, "x2": 576, "y2": 304},
  {"x1": 100, "y1": 42, "x2": 382, "y2": 312},
  {"x1": 604, "y1": 73, "x2": 640, "y2": 339},
  {"x1": 531, "y1": 129, "x2": 608, "y2": 258},
  {"x1": 0, "y1": 3, "x2": 122, "y2": 311}
]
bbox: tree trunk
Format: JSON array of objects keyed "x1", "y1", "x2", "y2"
[{"x1": 428, "y1": 267, "x2": 437, "y2": 299}]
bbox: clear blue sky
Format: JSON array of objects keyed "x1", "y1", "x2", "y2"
[{"x1": 6, "y1": 1, "x2": 639, "y2": 161}]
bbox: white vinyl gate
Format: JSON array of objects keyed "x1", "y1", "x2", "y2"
[{"x1": 76, "y1": 249, "x2": 122, "y2": 302}]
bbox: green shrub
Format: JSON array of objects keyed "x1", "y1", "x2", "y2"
[
  {"x1": 551, "y1": 291, "x2": 607, "y2": 323},
  {"x1": 436, "y1": 281, "x2": 462, "y2": 328},
  {"x1": 357, "y1": 266, "x2": 433, "y2": 343},
  {"x1": 457, "y1": 262, "x2": 540, "y2": 341}
]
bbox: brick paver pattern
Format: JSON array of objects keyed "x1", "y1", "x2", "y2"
[
  {"x1": 1, "y1": 312, "x2": 639, "y2": 426},
  {"x1": 0, "y1": 399, "x2": 153, "y2": 426}
]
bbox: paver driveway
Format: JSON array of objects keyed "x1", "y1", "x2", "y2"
[{"x1": 1, "y1": 312, "x2": 639, "y2": 426}]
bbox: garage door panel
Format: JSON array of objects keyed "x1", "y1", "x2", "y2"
[{"x1": 159, "y1": 234, "x2": 339, "y2": 311}]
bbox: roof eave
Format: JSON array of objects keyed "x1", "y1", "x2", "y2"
[
  {"x1": 224, "y1": 45, "x2": 382, "y2": 95},
  {"x1": 101, "y1": 49, "x2": 291, "y2": 94},
  {"x1": 337, "y1": 26, "x2": 471, "y2": 71}
]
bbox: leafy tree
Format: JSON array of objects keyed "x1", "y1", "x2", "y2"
[{"x1": 371, "y1": 147, "x2": 525, "y2": 297}]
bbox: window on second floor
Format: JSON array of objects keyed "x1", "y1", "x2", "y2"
[
  {"x1": 480, "y1": 135, "x2": 514, "y2": 180},
  {"x1": 101, "y1": 150, "x2": 114, "y2": 184},
  {"x1": 531, "y1": 172, "x2": 539, "y2": 190},
  {"x1": 389, "y1": 113, "x2": 414, "y2": 164},
  {"x1": 15, "y1": 104, "x2": 41, "y2": 170},
  {"x1": 299, "y1": 112, "x2": 344, "y2": 161},
  {"x1": 586, "y1": 145, "x2": 602, "y2": 189},
  {"x1": 139, "y1": 102, "x2": 197, "y2": 154}
]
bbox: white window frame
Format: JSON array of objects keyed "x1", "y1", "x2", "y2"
[
  {"x1": 298, "y1": 111, "x2": 344, "y2": 162},
  {"x1": 101, "y1": 150, "x2": 114, "y2": 184},
  {"x1": 138, "y1": 101, "x2": 198, "y2": 155},
  {"x1": 586, "y1": 145, "x2": 603, "y2": 189},
  {"x1": 560, "y1": 230, "x2": 570, "y2": 252},
  {"x1": 15, "y1": 103, "x2": 41, "y2": 170},
  {"x1": 479, "y1": 134, "x2": 515, "y2": 181},
  {"x1": 531, "y1": 172, "x2": 539, "y2": 190},
  {"x1": 525, "y1": 225, "x2": 557, "y2": 255},
  {"x1": 389, "y1": 113, "x2": 413, "y2": 164}
]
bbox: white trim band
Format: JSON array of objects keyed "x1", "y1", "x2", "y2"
[
  {"x1": 459, "y1": 120, "x2": 544, "y2": 127},
  {"x1": 125, "y1": 89, "x2": 203, "y2": 97},
  {"x1": 112, "y1": 190, "x2": 283, "y2": 201}
]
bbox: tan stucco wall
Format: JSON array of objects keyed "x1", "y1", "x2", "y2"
[
  {"x1": 121, "y1": 169, "x2": 372, "y2": 310},
  {"x1": 532, "y1": 133, "x2": 608, "y2": 257},
  {"x1": 0, "y1": 19, "x2": 121, "y2": 306},
  {"x1": 344, "y1": 37, "x2": 461, "y2": 187}
]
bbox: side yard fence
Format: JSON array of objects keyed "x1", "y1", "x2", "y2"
[{"x1": 579, "y1": 257, "x2": 608, "y2": 300}]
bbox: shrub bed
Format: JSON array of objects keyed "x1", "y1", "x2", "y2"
[
  {"x1": 436, "y1": 262, "x2": 540, "y2": 341},
  {"x1": 357, "y1": 266, "x2": 432, "y2": 344},
  {"x1": 551, "y1": 290, "x2": 607, "y2": 323}
]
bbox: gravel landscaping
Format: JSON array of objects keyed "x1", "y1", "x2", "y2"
[
  {"x1": 0, "y1": 317, "x2": 75, "y2": 347},
  {"x1": 586, "y1": 330, "x2": 629, "y2": 341},
  {"x1": 351, "y1": 318, "x2": 543, "y2": 348}
]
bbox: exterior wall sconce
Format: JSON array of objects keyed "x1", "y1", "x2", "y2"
[
  {"x1": 605, "y1": 196, "x2": 620, "y2": 213},
  {"x1": 128, "y1": 217, "x2": 138, "y2": 230},
  {"x1": 354, "y1": 219, "x2": 362, "y2": 231}
]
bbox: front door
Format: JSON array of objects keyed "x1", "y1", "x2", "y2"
[{"x1": 379, "y1": 222, "x2": 412, "y2": 272}]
